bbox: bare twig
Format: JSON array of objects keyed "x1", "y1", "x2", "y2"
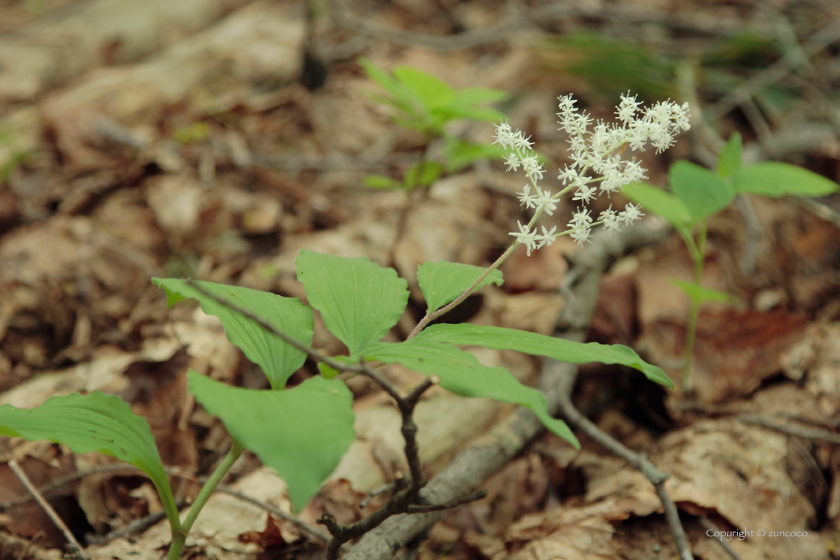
[
  {"x1": 360, "y1": 483, "x2": 396, "y2": 509},
  {"x1": 86, "y1": 500, "x2": 188, "y2": 545},
  {"x1": 698, "y1": 517, "x2": 747, "y2": 560},
  {"x1": 8, "y1": 460, "x2": 89, "y2": 560},
  {"x1": 2, "y1": 462, "x2": 332, "y2": 547},
  {"x1": 739, "y1": 414, "x2": 840, "y2": 444}
]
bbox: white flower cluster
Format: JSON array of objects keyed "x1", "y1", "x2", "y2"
[{"x1": 494, "y1": 93, "x2": 690, "y2": 254}]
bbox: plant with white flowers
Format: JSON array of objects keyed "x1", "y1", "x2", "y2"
[
  {"x1": 0, "y1": 93, "x2": 690, "y2": 560},
  {"x1": 495, "y1": 94, "x2": 691, "y2": 255}
]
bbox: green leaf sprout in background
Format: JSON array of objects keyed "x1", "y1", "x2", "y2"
[
  {"x1": 623, "y1": 132, "x2": 839, "y2": 391},
  {"x1": 358, "y1": 57, "x2": 510, "y2": 191}
]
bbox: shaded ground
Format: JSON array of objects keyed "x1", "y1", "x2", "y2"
[{"x1": 1, "y1": 0, "x2": 840, "y2": 559}]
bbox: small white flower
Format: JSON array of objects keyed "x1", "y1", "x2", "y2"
[
  {"x1": 569, "y1": 224, "x2": 592, "y2": 246},
  {"x1": 504, "y1": 153, "x2": 521, "y2": 172},
  {"x1": 573, "y1": 183, "x2": 597, "y2": 204},
  {"x1": 510, "y1": 221, "x2": 539, "y2": 255},
  {"x1": 536, "y1": 225, "x2": 557, "y2": 248},
  {"x1": 619, "y1": 202, "x2": 645, "y2": 225},
  {"x1": 512, "y1": 131, "x2": 533, "y2": 151},
  {"x1": 599, "y1": 206, "x2": 621, "y2": 232},
  {"x1": 568, "y1": 207, "x2": 592, "y2": 229},
  {"x1": 518, "y1": 184, "x2": 539, "y2": 209},
  {"x1": 522, "y1": 156, "x2": 544, "y2": 181},
  {"x1": 537, "y1": 189, "x2": 557, "y2": 215},
  {"x1": 616, "y1": 92, "x2": 639, "y2": 123},
  {"x1": 493, "y1": 121, "x2": 515, "y2": 149}
]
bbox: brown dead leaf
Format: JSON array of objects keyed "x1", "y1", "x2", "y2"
[
  {"x1": 654, "y1": 418, "x2": 825, "y2": 560},
  {"x1": 642, "y1": 308, "x2": 808, "y2": 402}
]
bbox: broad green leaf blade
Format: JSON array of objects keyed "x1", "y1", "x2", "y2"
[
  {"x1": 622, "y1": 182, "x2": 692, "y2": 230},
  {"x1": 188, "y1": 372, "x2": 355, "y2": 512},
  {"x1": 365, "y1": 339, "x2": 579, "y2": 448},
  {"x1": 153, "y1": 279, "x2": 313, "y2": 390},
  {"x1": 670, "y1": 278, "x2": 737, "y2": 306},
  {"x1": 417, "y1": 261, "x2": 503, "y2": 313},
  {"x1": 717, "y1": 133, "x2": 743, "y2": 179},
  {"x1": 295, "y1": 250, "x2": 409, "y2": 357},
  {"x1": 443, "y1": 140, "x2": 507, "y2": 172},
  {"x1": 450, "y1": 87, "x2": 510, "y2": 106},
  {"x1": 0, "y1": 392, "x2": 179, "y2": 531},
  {"x1": 435, "y1": 105, "x2": 507, "y2": 123},
  {"x1": 733, "y1": 162, "x2": 839, "y2": 197},
  {"x1": 670, "y1": 161, "x2": 736, "y2": 225},
  {"x1": 364, "y1": 175, "x2": 404, "y2": 190},
  {"x1": 392, "y1": 66, "x2": 455, "y2": 109},
  {"x1": 358, "y1": 57, "x2": 412, "y2": 107},
  {"x1": 419, "y1": 323, "x2": 673, "y2": 388}
]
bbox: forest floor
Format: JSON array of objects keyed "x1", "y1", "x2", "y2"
[{"x1": 1, "y1": 0, "x2": 840, "y2": 559}]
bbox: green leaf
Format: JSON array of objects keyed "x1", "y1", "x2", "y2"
[
  {"x1": 733, "y1": 162, "x2": 839, "y2": 197},
  {"x1": 0, "y1": 392, "x2": 179, "y2": 531},
  {"x1": 365, "y1": 339, "x2": 579, "y2": 448},
  {"x1": 392, "y1": 66, "x2": 455, "y2": 109},
  {"x1": 364, "y1": 175, "x2": 404, "y2": 190},
  {"x1": 450, "y1": 87, "x2": 510, "y2": 106},
  {"x1": 188, "y1": 372, "x2": 355, "y2": 512},
  {"x1": 435, "y1": 105, "x2": 507, "y2": 123},
  {"x1": 622, "y1": 182, "x2": 692, "y2": 230},
  {"x1": 295, "y1": 250, "x2": 409, "y2": 357},
  {"x1": 417, "y1": 261, "x2": 503, "y2": 313},
  {"x1": 419, "y1": 323, "x2": 673, "y2": 388},
  {"x1": 443, "y1": 140, "x2": 507, "y2": 172},
  {"x1": 153, "y1": 279, "x2": 313, "y2": 390},
  {"x1": 670, "y1": 161, "x2": 736, "y2": 224},
  {"x1": 670, "y1": 278, "x2": 737, "y2": 306},
  {"x1": 404, "y1": 161, "x2": 443, "y2": 189},
  {"x1": 358, "y1": 57, "x2": 411, "y2": 107},
  {"x1": 717, "y1": 133, "x2": 743, "y2": 179}
]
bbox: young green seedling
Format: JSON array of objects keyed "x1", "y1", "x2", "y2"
[
  {"x1": 359, "y1": 57, "x2": 509, "y2": 190},
  {"x1": 624, "y1": 132, "x2": 839, "y2": 391}
]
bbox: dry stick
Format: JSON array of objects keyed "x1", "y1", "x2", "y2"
[
  {"x1": 698, "y1": 517, "x2": 746, "y2": 560},
  {"x1": 7, "y1": 460, "x2": 89, "y2": 560},
  {"x1": 342, "y1": 221, "x2": 692, "y2": 560},
  {"x1": 1, "y1": 462, "x2": 332, "y2": 546},
  {"x1": 739, "y1": 414, "x2": 840, "y2": 444}
]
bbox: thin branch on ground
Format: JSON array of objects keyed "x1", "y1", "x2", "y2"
[
  {"x1": 1, "y1": 462, "x2": 332, "y2": 547},
  {"x1": 8, "y1": 459, "x2": 90, "y2": 560},
  {"x1": 86, "y1": 500, "x2": 188, "y2": 545},
  {"x1": 739, "y1": 414, "x2": 840, "y2": 444},
  {"x1": 698, "y1": 517, "x2": 746, "y2": 560},
  {"x1": 360, "y1": 483, "x2": 396, "y2": 509}
]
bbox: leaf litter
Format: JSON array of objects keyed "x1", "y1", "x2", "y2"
[{"x1": 0, "y1": 0, "x2": 839, "y2": 558}]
